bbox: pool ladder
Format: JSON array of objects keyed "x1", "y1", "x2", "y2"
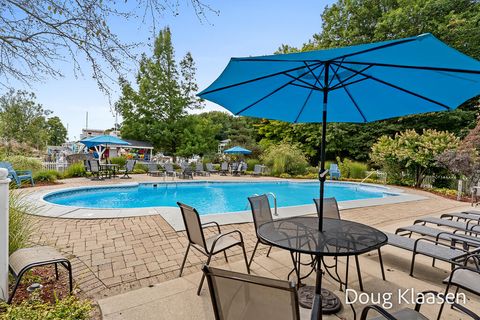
[{"x1": 245, "y1": 192, "x2": 278, "y2": 216}]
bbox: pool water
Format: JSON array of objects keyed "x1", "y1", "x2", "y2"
[{"x1": 44, "y1": 181, "x2": 394, "y2": 215}]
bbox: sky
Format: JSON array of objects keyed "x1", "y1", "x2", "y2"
[{"x1": 14, "y1": 0, "x2": 336, "y2": 141}]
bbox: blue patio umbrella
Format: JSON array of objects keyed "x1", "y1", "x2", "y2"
[
  {"x1": 79, "y1": 135, "x2": 130, "y2": 159},
  {"x1": 223, "y1": 146, "x2": 252, "y2": 155},
  {"x1": 198, "y1": 33, "x2": 480, "y2": 317}
]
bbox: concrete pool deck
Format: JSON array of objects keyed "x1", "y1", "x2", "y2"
[
  {"x1": 18, "y1": 175, "x2": 480, "y2": 319},
  {"x1": 22, "y1": 176, "x2": 425, "y2": 231}
]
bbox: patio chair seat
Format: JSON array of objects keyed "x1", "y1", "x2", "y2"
[
  {"x1": 443, "y1": 268, "x2": 480, "y2": 293},
  {"x1": 386, "y1": 233, "x2": 463, "y2": 261},
  {"x1": 205, "y1": 234, "x2": 242, "y2": 254},
  {"x1": 367, "y1": 308, "x2": 428, "y2": 320},
  {"x1": 396, "y1": 225, "x2": 480, "y2": 247},
  {"x1": 8, "y1": 246, "x2": 72, "y2": 304},
  {"x1": 414, "y1": 217, "x2": 479, "y2": 231}
]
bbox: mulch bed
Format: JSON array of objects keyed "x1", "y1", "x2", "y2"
[{"x1": 8, "y1": 265, "x2": 72, "y2": 305}]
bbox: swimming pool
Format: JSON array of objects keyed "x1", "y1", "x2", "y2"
[{"x1": 43, "y1": 181, "x2": 395, "y2": 215}]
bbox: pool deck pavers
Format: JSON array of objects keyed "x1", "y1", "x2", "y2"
[{"x1": 20, "y1": 175, "x2": 480, "y2": 319}]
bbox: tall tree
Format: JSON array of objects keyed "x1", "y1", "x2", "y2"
[
  {"x1": 267, "y1": 0, "x2": 480, "y2": 163},
  {"x1": 0, "y1": 1, "x2": 215, "y2": 92},
  {"x1": 0, "y1": 90, "x2": 50, "y2": 149},
  {"x1": 116, "y1": 27, "x2": 203, "y2": 156},
  {"x1": 46, "y1": 116, "x2": 68, "y2": 146}
]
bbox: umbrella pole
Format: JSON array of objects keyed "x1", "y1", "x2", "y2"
[{"x1": 318, "y1": 67, "x2": 329, "y2": 232}]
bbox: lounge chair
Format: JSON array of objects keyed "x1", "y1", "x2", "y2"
[
  {"x1": 8, "y1": 246, "x2": 72, "y2": 304},
  {"x1": 0, "y1": 161, "x2": 34, "y2": 187},
  {"x1": 83, "y1": 159, "x2": 91, "y2": 178},
  {"x1": 164, "y1": 163, "x2": 176, "y2": 177},
  {"x1": 195, "y1": 162, "x2": 208, "y2": 176},
  {"x1": 247, "y1": 195, "x2": 274, "y2": 268},
  {"x1": 177, "y1": 202, "x2": 250, "y2": 295},
  {"x1": 396, "y1": 224, "x2": 480, "y2": 247},
  {"x1": 441, "y1": 212, "x2": 480, "y2": 223},
  {"x1": 251, "y1": 164, "x2": 263, "y2": 177},
  {"x1": 119, "y1": 159, "x2": 136, "y2": 179},
  {"x1": 206, "y1": 163, "x2": 218, "y2": 174},
  {"x1": 180, "y1": 166, "x2": 194, "y2": 179},
  {"x1": 414, "y1": 216, "x2": 480, "y2": 231},
  {"x1": 146, "y1": 163, "x2": 161, "y2": 176},
  {"x1": 314, "y1": 198, "x2": 386, "y2": 291},
  {"x1": 385, "y1": 232, "x2": 480, "y2": 276},
  {"x1": 240, "y1": 163, "x2": 247, "y2": 175},
  {"x1": 202, "y1": 265, "x2": 307, "y2": 320},
  {"x1": 220, "y1": 162, "x2": 229, "y2": 176},
  {"x1": 329, "y1": 163, "x2": 341, "y2": 180}
]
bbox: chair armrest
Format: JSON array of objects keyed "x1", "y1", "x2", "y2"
[
  {"x1": 209, "y1": 230, "x2": 244, "y2": 253},
  {"x1": 360, "y1": 305, "x2": 398, "y2": 320},
  {"x1": 413, "y1": 237, "x2": 469, "y2": 254},
  {"x1": 16, "y1": 170, "x2": 32, "y2": 175},
  {"x1": 201, "y1": 221, "x2": 221, "y2": 234},
  {"x1": 414, "y1": 290, "x2": 440, "y2": 312}
]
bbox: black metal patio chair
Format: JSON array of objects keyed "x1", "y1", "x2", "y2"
[{"x1": 177, "y1": 202, "x2": 250, "y2": 295}]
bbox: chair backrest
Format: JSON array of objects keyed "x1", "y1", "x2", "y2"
[
  {"x1": 83, "y1": 160, "x2": 91, "y2": 172},
  {"x1": 164, "y1": 163, "x2": 174, "y2": 172},
  {"x1": 329, "y1": 164, "x2": 339, "y2": 172},
  {"x1": 253, "y1": 164, "x2": 262, "y2": 173},
  {"x1": 221, "y1": 162, "x2": 229, "y2": 170},
  {"x1": 248, "y1": 195, "x2": 273, "y2": 235},
  {"x1": 196, "y1": 162, "x2": 204, "y2": 172},
  {"x1": 148, "y1": 163, "x2": 158, "y2": 171},
  {"x1": 89, "y1": 160, "x2": 100, "y2": 172},
  {"x1": 0, "y1": 162, "x2": 18, "y2": 183},
  {"x1": 206, "y1": 163, "x2": 214, "y2": 171},
  {"x1": 231, "y1": 163, "x2": 239, "y2": 171},
  {"x1": 241, "y1": 163, "x2": 247, "y2": 172},
  {"x1": 203, "y1": 265, "x2": 300, "y2": 320},
  {"x1": 180, "y1": 162, "x2": 188, "y2": 170},
  {"x1": 126, "y1": 160, "x2": 136, "y2": 171},
  {"x1": 177, "y1": 202, "x2": 207, "y2": 250},
  {"x1": 313, "y1": 197, "x2": 341, "y2": 220},
  {"x1": 183, "y1": 166, "x2": 193, "y2": 176}
]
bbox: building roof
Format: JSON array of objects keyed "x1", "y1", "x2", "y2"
[{"x1": 120, "y1": 139, "x2": 153, "y2": 149}]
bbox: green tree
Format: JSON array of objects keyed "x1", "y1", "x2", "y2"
[
  {"x1": 0, "y1": 90, "x2": 50, "y2": 150},
  {"x1": 116, "y1": 27, "x2": 203, "y2": 156},
  {"x1": 265, "y1": 0, "x2": 480, "y2": 163},
  {"x1": 46, "y1": 116, "x2": 68, "y2": 145},
  {"x1": 371, "y1": 129, "x2": 459, "y2": 186},
  {"x1": 176, "y1": 116, "x2": 221, "y2": 157}
]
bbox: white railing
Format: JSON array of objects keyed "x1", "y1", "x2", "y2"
[
  {"x1": 0, "y1": 168, "x2": 9, "y2": 302},
  {"x1": 42, "y1": 162, "x2": 69, "y2": 172}
]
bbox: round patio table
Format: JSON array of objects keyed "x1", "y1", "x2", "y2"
[{"x1": 257, "y1": 216, "x2": 387, "y2": 319}]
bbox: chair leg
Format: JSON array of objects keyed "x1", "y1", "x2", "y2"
[
  {"x1": 409, "y1": 253, "x2": 416, "y2": 276},
  {"x1": 355, "y1": 255, "x2": 364, "y2": 292},
  {"x1": 55, "y1": 263, "x2": 59, "y2": 280},
  {"x1": 437, "y1": 280, "x2": 452, "y2": 320},
  {"x1": 179, "y1": 244, "x2": 191, "y2": 277},
  {"x1": 197, "y1": 254, "x2": 213, "y2": 296},
  {"x1": 65, "y1": 261, "x2": 73, "y2": 294},
  {"x1": 378, "y1": 248, "x2": 386, "y2": 281},
  {"x1": 248, "y1": 240, "x2": 260, "y2": 269},
  {"x1": 266, "y1": 246, "x2": 272, "y2": 257},
  {"x1": 8, "y1": 271, "x2": 26, "y2": 304},
  {"x1": 240, "y1": 242, "x2": 250, "y2": 274},
  {"x1": 345, "y1": 255, "x2": 350, "y2": 292},
  {"x1": 223, "y1": 251, "x2": 229, "y2": 263}
]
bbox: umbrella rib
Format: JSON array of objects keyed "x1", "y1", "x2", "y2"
[
  {"x1": 283, "y1": 73, "x2": 323, "y2": 90},
  {"x1": 293, "y1": 75, "x2": 322, "y2": 123},
  {"x1": 334, "y1": 73, "x2": 367, "y2": 122},
  {"x1": 199, "y1": 62, "x2": 323, "y2": 96},
  {"x1": 333, "y1": 62, "x2": 451, "y2": 110},
  {"x1": 304, "y1": 63, "x2": 325, "y2": 89},
  {"x1": 330, "y1": 76, "x2": 370, "y2": 91},
  {"x1": 340, "y1": 61, "x2": 480, "y2": 75},
  {"x1": 234, "y1": 64, "x2": 324, "y2": 115},
  {"x1": 328, "y1": 59, "x2": 344, "y2": 87},
  {"x1": 330, "y1": 65, "x2": 373, "y2": 90}
]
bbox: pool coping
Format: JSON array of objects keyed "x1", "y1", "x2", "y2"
[{"x1": 23, "y1": 179, "x2": 427, "y2": 231}]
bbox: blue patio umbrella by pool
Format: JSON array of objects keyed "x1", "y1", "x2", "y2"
[
  {"x1": 79, "y1": 135, "x2": 130, "y2": 159},
  {"x1": 223, "y1": 146, "x2": 252, "y2": 155},
  {"x1": 198, "y1": 33, "x2": 480, "y2": 318}
]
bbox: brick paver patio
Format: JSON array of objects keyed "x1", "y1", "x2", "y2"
[{"x1": 23, "y1": 176, "x2": 470, "y2": 303}]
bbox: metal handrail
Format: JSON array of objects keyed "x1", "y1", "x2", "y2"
[{"x1": 267, "y1": 192, "x2": 278, "y2": 216}]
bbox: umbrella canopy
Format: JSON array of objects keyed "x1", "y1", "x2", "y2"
[
  {"x1": 198, "y1": 33, "x2": 480, "y2": 318},
  {"x1": 79, "y1": 135, "x2": 130, "y2": 148},
  {"x1": 199, "y1": 33, "x2": 480, "y2": 229},
  {"x1": 223, "y1": 146, "x2": 252, "y2": 155},
  {"x1": 79, "y1": 135, "x2": 130, "y2": 159}
]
